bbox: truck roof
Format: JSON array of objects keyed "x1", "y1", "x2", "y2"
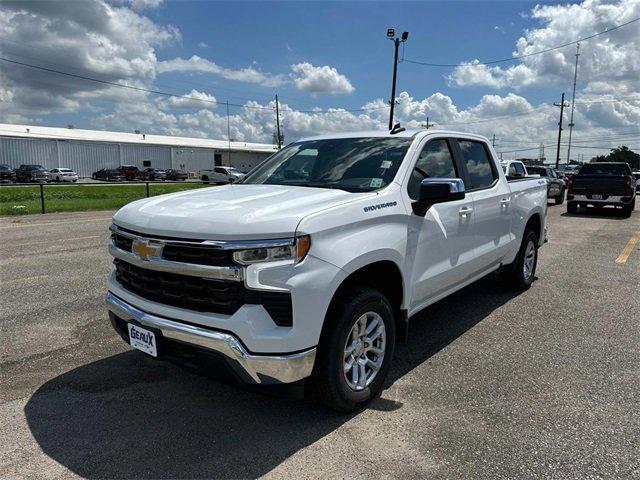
[{"x1": 299, "y1": 129, "x2": 490, "y2": 143}]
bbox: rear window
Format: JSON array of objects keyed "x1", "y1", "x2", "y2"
[
  {"x1": 579, "y1": 164, "x2": 630, "y2": 175},
  {"x1": 457, "y1": 140, "x2": 496, "y2": 189},
  {"x1": 527, "y1": 167, "x2": 547, "y2": 176}
]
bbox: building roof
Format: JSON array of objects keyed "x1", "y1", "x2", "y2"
[{"x1": 0, "y1": 123, "x2": 278, "y2": 154}]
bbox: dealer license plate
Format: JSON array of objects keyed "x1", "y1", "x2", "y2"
[{"x1": 128, "y1": 323, "x2": 157, "y2": 357}]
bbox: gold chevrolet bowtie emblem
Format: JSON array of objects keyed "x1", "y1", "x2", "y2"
[{"x1": 131, "y1": 239, "x2": 163, "y2": 261}]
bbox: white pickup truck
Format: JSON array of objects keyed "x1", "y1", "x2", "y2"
[{"x1": 106, "y1": 129, "x2": 547, "y2": 411}]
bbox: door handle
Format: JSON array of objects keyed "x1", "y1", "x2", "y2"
[
  {"x1": 500, "y1": 198, "x2": 511, "y2": 206},
  {"x1": 459, "y1": 206, "x2": 473, "y2": 217}
]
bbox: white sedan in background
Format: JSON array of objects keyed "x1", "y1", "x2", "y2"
[{"x1": 50, "y1": 168, "x2": 79, "y2": 182}]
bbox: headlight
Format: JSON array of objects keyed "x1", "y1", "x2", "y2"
[{"x1": 233, "y1": 235, "x2": 311, "y2": 265}]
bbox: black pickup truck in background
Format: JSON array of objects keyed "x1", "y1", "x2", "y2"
[{"x1": 567, "y1": 162, "x2": 636, "y2": 217}]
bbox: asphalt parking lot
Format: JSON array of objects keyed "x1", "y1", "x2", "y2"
[{"x1": 1, "y1": 205, "x2": 639, "y2": 479}]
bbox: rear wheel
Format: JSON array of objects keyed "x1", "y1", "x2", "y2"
[
  {"x1": 313, "y1": 287, "x2": 395, "y2": 412},
  {"x1": 555, "y1": 188, "x2": 565, "y2": 205},
  {"x1": 567, "y1": 202, "x2": 577, "y2": 214},
  {"x1": 622, "y1": 202, "x2": 633, "y2": 218},
  {"x1": 201, "y1": 175, "x2": 209, "y2": 183},
  {"x1": 499, "y1": 229, "x2": 538, "y2": 290}
]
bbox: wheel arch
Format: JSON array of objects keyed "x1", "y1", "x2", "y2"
[
  {"x1": 320, "y1": 260, "x2": 407, "y2": 347},
  {"x1": 525, "y1": 212, "x2": 543, "y2": 242}
]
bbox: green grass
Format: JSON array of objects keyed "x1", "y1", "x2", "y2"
[{"x1": 0, "y1": 183, "x2": 210, "y2": 215}]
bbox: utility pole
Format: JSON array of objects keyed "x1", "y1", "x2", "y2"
[
  {"x1": 566, "y1": 43, "x2": 580, "y2": 164},
  {"x1": 421, "y1": 117, "x2": 432, "y2": 129},
  {"x1": 387, "y1": 29, "x2": 408, "y2": 130},
  {"x1": 553, "y1": 93, "x2": 570, "y2": 169},
  {"x1": 275, "y1": 94, "x2": 282, "y2": 149},
  {"x1": 491, "y1": 134, "x2": 496, "y2": 147},
  {"x1": 226, "y1": 101, "x2": 231, "y2": 166}
]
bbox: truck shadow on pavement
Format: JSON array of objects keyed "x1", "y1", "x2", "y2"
[
  {"x1": 24, "y1": 274, "x2": 522, "y2": 479},
  {"x1": 561, "y1": 208, "x2": 632, "y2": 220}
]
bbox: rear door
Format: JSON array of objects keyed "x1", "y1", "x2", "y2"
[
  {"x1": 405, "y1": 137, "x2": 476, "y2": 309},
  {"x1": 453, "y1": 139, "x2": 513, "y2": 271}
]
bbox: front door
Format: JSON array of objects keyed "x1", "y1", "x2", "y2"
[{"x1": 405, "y1": 138, "x2": 477, "y2": 312}]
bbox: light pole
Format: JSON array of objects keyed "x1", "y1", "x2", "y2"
[{"x1": 387, "y1": 29, "x2": 408, "y2": 130}]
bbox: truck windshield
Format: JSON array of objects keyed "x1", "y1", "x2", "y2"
[
  {"x1": 241, "y1": 137, "x2": 413, "y2": 192},
  {"x1": 579, "y1": 164, "x2": 629, "y2": 175}
]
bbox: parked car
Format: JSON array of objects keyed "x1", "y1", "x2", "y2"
[
  {"x1": 164, "y1": 169, "x2": 188, "y2": 181},
  {"x1": 500, "y1": 160, "x2": 528, "y2": 179},
  {"x1": 200, "y1": 166, "x2": 245, "y2": 183},
  {"x1": 49, "y1": 168, "x2": 79, "y2": 182},
  {"x1": 567, "y1": 162, "x2": 636, "y2": 217},
  {"x1": 559, "y1": 164, "x2": 581, "y2": 181},
  {"x1": 116, "y1": 165, "x2": 147, "y2": 181},
  {"x1": 92, "y1": 169, "x2": 124, "y2": 181},
  {"x1": 526, "y1": 165, "x2": 566, "y2": 204},
  {"x1": 106, "y1": 129, "x2": 548, "y2": 412},
  {"x1": 15, "y1": 164, "x2": 49, "y2": 183},
  {"x1": 633, "y1": 171, "x2": 640, "y2": 191},
  {"x1": 142, "y1": 168, "x2": 167, "y2": 181},
  {"x1": 0, "y1": 164, "x2": 16, "y2": 183}
]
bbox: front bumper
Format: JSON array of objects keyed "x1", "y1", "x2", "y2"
[{"x1": 106, "y1": 291, "x2": 316, "y2": 384}]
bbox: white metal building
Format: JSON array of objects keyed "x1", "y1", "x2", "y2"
[{"x1": 0, "y1": 123, "x2": 278, "y2": 177}]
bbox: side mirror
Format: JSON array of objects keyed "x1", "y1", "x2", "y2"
[{"x1": 412, "y1": 178, "x2": 465, "y2": 216}]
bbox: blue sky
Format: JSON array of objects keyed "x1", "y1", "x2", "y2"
[
  {"x1": 0, "y1": 0, "x2": 638, "y2": 158},
  {"x1": 153, "y1": 1, "x2": 548, "y2": 110}
]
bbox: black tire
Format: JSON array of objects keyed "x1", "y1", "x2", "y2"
[
  {"x1": 201, "y1": 175, "x2": 209, "y2": 183},
  {"x1": 622, "y1": 203, "x2": 633, "y2": 218},
  {"x1": 555, "y1": 188, "x2": 565, "y2": 205},
  {"x1": 499, "y1": 229, "x2": 539, "y2": 291},
  {"x1": 313, "y1": 287, "x2": 396, "y2": 412},
  {"x1": 567, "y1": 202, "x2": 577, "y2": 214}
]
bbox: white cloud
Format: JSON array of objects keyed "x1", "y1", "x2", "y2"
[
  {"x1": 128, "y1": 0, "x2": 164, "y2": 9},
  {"x1": 0, "y1": 0, "x2": 179, "y2": 117},
  {"x1": 90, "y1": 90, "x2": 640, "y2": 161},
  {"x1": 157, "y1": 55, "x2": 287, "y2": 87},
  {"x1": 197, "y1": 41, "x2": 208, "y2": 48},
  {"x1": 448, "y1": 0, "x2": 640, "y2": 91},
  {"x1": 291, "y1": 63, "x2": 355, "y2": 94},
  {"x1": 161, "y1": 89, "x2": 217, "y2": 110}
]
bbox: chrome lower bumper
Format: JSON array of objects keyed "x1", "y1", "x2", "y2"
[{"x1": 106, "y1": 292, "x2": 316, "y2": 384}]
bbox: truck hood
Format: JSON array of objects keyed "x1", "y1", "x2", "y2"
[{"x1": 113, "y1": 184, "x2": 371, "y2": 240}]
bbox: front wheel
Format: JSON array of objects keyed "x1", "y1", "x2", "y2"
[
  {"x1": 555, "y1": 189, "x2": 565, "y2": 205},
  {"x1": 567, "y1": 202, "x2": 577, "y2": 214},
  {"x1": 313, "y1": 287, "x2": 395, "y2": 412}
]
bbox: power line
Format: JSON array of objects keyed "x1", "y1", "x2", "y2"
[
  {"x1": 0, "y1": 55, "x2": 388, "y2": 115},
  {"x1": 0, "y1": 56, "x2": 275, "y2": 110},
  {"x1": 402, "y1": 17, "x2": 640, "y2": 68}
]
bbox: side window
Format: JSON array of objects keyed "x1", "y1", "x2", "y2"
[
  {"x1": 508, "y1": 163, "x2": 518, "y2": 176},
  {"x1": 407, "y1": 139, "x2": 457, "y2": 199},
  {"x1": 457, "y1": 140, "x2": 496, "y2": 190},
  {"x1": 514, "y1": 163, "x2": 526, "y2": 176},
  {"x1": 214, "y1": 167, "x2": 226, "y2": 174}
]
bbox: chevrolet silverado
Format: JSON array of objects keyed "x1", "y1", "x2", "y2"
[{"x1": 106, "y1": 129, "x2": 547, "y2": 411}]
